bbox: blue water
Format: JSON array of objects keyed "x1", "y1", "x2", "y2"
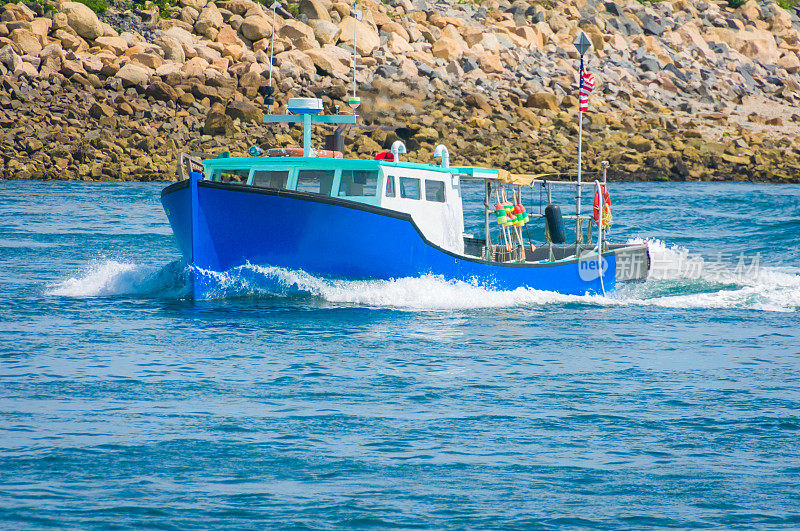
[{"x1": 2, "y1": 180, "x2": 800, "y2": 529}]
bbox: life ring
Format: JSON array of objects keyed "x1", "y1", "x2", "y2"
[
  {"x1": 266, "y1": 148, "x2": 343, "y2": 158},
  {"x1": 593, "y1": 185, "x2": 612, "y2": 228}
]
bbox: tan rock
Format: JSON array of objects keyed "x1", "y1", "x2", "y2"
[
  {"x1": 431, "y1": 37, "x2": 462, "y2": 61},
  {"x1": 779, "y1": 52, "x2": 800, "y2": 74},
  {"x1": 276, "y1": 49, "x2": 315, "y2": 74},
  {"x1": 10, "y1": 28, "x2": 41, "y2": 55},
  {"x1": 725, "y1": 27, "x2": 780, "y2": 63},
  {"x1": 299, "y1": 0, "x2": 330, "y2": 22},
  {"x1": 54, "y1": 29, "x2": 87, "y2": 52},
  {"x1": 309, "y1": 19, "x2": 340, "y2": 45},
  {"x1": 478, "y1": 53, "x2": 503, "y2": 74},
  {"x1": 4, "y1": 3, "x2": 34, "y2": 23},
  {"x1": 677, "y1": 23, "x2": 715, "y2": 62},
  {"x1": 461, "y1": 26, "x2": 483, "y2": 48},
  {"x1": 19, "y1": 60, "x2": 38, "y2": 78},
  {"x1": 381, "y1": 21, "x2": 409, "y2": 42},
  {"x1": 181, "y1": 56, "x2": 209, "y2": 77},
  {"x1": 338, "y1": 16, "x2": 380, "y2": 55},
  {"x1": 304, "y1": 45, "x2": 349, "y2": 77},
  {"x1": 741, "y1": 0, "x2": 761, "y2": 23},
  {"x1": 30, "y1": 17, "x2": 52, "y2": 39},
  {"x1": 240, "y1": 15, "x2": 271, "y2": 41},
  {"x1": 386, "y1": 33, "x2": 412, "y2": 54},
  {"x1": 154, "y1": 36, "x2": 184, "y2": 62},
  {"x1": 628, "y1": 135, "x2": 653, "y2": 153},
  {"x1": 155, "y1": 62, "x2": 182, "y2": 77},
  {"x1": 280, "y1": 19, "x2": 315, "y2": 42},
  {"x1": 526, "y1": 92, "x2": 558, "y2": 111},
  {"x1": 116, "y1": 62, "x2": 153, "y2": 88},
  {"x1": 178, "y1": 0, "x2": 208, "y2": 12},
  {"x1": 180, "y1": 6, "x2": 199, "y2": 25},
  {"x1": 96, "y1": 36, "x2": 128, "y2": 54},
  {"x1": 514, "y1": 26, "x2": 543, "y2": 49},
  {"x1": 61, "y1": 2, "x2": 103, "y2": 41},
  {"x1": 51, "y1": 12, "x2": 68, "y2": 31},
  {"x1": 195, "y1": 3, "x2": 223, "y2": 36},
  {"x1": 131, "y1": 52, "x2": 164, "y2": 69}
]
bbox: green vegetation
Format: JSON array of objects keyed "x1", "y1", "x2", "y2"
[
  {"x1": 129, "y1": 0, "x2": 177, "y2": 19},
  {"x1": 727, "y1": 0, "x2": 746, "y2": 8},
  {"x1": 76, "y1": 0, "x2": 108, "y2": 15},
  {"x1": 777, "y1": 0, "x2": 799, "y2": 9}
]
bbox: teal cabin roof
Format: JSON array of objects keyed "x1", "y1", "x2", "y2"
[{"x1": 203, "y1": 156, "x2": 471, "y2": 175}]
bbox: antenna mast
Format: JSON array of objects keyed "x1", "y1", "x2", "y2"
[
  {"x1": 349, "y1": 1, "x2": 361, "y2": 113},
  {"x1": 268, "y1": 1, "x2": 278, "y2": 88}
]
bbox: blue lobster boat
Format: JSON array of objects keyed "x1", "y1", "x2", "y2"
[{"x1": 161, "y1": 98, "x2": 649, "y2": 299}]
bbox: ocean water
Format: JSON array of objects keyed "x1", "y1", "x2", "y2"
[{"x1": 1, "y1": 179, "x2": 800, "y2": 529}]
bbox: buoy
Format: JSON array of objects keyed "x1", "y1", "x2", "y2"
[
  {"x1": 593, "y1": 185, "x2": 612, "y2": 228},
  {"x1": 544, "y1": 204, "x2": 567, "y2": 244}
]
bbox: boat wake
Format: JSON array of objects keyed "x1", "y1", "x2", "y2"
[{"x1": 47, "y1": 241, "x2": 800, "y2": 312}]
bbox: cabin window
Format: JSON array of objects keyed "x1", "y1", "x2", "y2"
[
  {"x1": 252, "y1": 170, "x2": 289, "y2": 189},
  {"x1": 338, "y1": 170, "x2": 378, "y2": 197},
  {"x1": 425, "y1": 180, "x2": 446, "y2": 202},
  {"x1": 399, "y1": 177, "x2": 420, "y2": 200},
  {"x1": 219, "y1": 170, "x2": 249, "y2": 183},
  {"x1": 296, "y1": 170, "x2": 335, "y2": 195},
  {"x1": 385, "y1": 175, "x2": 395, "y2": 197}
]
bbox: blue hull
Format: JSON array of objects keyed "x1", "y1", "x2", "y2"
[{"x1": 161, "y1": 178, "x2": 618, "y2": 298}]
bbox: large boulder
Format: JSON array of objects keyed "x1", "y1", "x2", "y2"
[
  {"x1": 431, "y1": 38, "x2": 462, "y2": 61},
  {"x1": 178, "y1": 0, "x2": 208, "y2": 12},
  {"x1": 194, "y1": 4, "x2": 223, "y2": 36},
  {"x1": 279, "y1": 19, "x2": 317, "y2": 48},
  {"x1": 276, "y1": 49, "x2": 315, "y2": 75},
  {"x1": 628, "y1": 135, "x2": 653, "y2": 153},
  {"x1": 525, "y1": 92, "x2": 558, "y2": 111},
  {"x1": 61, "y1": 2, "x2": 103, "y2": 41},
  {"x1": 30, "y1": 17, "x2": 53, "y2": 39},
  {"x1": 203, "y1": 111, "x2": 234, "y2": 135},
  {"x1": 225, "y1": 100, "x2": 262, "y2": 123},
  {"x1": 115, "y1": 62, "x2": 152, "y2": 89},
  {"x1": 337, "y1": 16, "x2": 379, "y2": 55},
  {"x1": 0, "y1": 45, "x2": 23, "y2": 74},
  {"x1": 2, "y1": 2, "x2": 35, "y2": 22},
  {"x1": 299, "y1": 0, "x2": 330, "y2": 22},
  {"x1": 779, "y1": 52, "x2": 800, "y2": 74},
  {"x1": 304, "y1": 45, "x2": 349, "y2": 77},
  {"x1": 146, "y1": 80, "x2": 179, "y2": 101},
  {"x1": 95, "y1": 36, "x2": 128, "y2": 54},
  {"x1": 154, "y1": 36, "x2": 184, "y2": 62},
  {"x1": 182, "y1": 56, "x2": 209, "y2": 77},
  {"x1": 10, "y1": 28, "x2": 41, "y2": 56},
  {"x1": 309, "y1": 19, "x2": 340, "y2": 45},
  {"x1": 241, "y1": 15, "x2": 271, "y2": 41}
]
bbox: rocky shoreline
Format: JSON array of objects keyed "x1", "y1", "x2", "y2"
[{"x1": 1, "y1": 0, "x2": 800, "y2": 183}]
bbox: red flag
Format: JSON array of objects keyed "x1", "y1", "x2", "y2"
[{"x1": 579, "y1": 70, "x2": 595, "y2": 112}]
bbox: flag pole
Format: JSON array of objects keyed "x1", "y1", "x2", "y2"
[
  {"x1": 576, "y1": 55, "x2": 584, "y2": 247},
  {"x1": 573, "y1": 32, "x2": 591, "y2": 248}
]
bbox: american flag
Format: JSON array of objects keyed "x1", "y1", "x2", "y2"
[{"x1": 579, "y1": 70, "x2": 595, "y2": 112}]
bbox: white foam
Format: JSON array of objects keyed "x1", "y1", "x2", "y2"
[
  {"x1": 49, "y1": 242, "x2": 800, "y2": 312},
  {"x1": 47, "y1": 259, "x2": 189, "y2": 298}
]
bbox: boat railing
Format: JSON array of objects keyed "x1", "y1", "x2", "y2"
[
  {"x1": 178, "y1": 151, "x2": 214, "y2": 181},
  {"x1": 465, "y1": 163, "x2": 611, "y2": 263}
]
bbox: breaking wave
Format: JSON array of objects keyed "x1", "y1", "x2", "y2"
[{"x1": 47, "y1": 241, "x2": 800, "y2": 312}]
